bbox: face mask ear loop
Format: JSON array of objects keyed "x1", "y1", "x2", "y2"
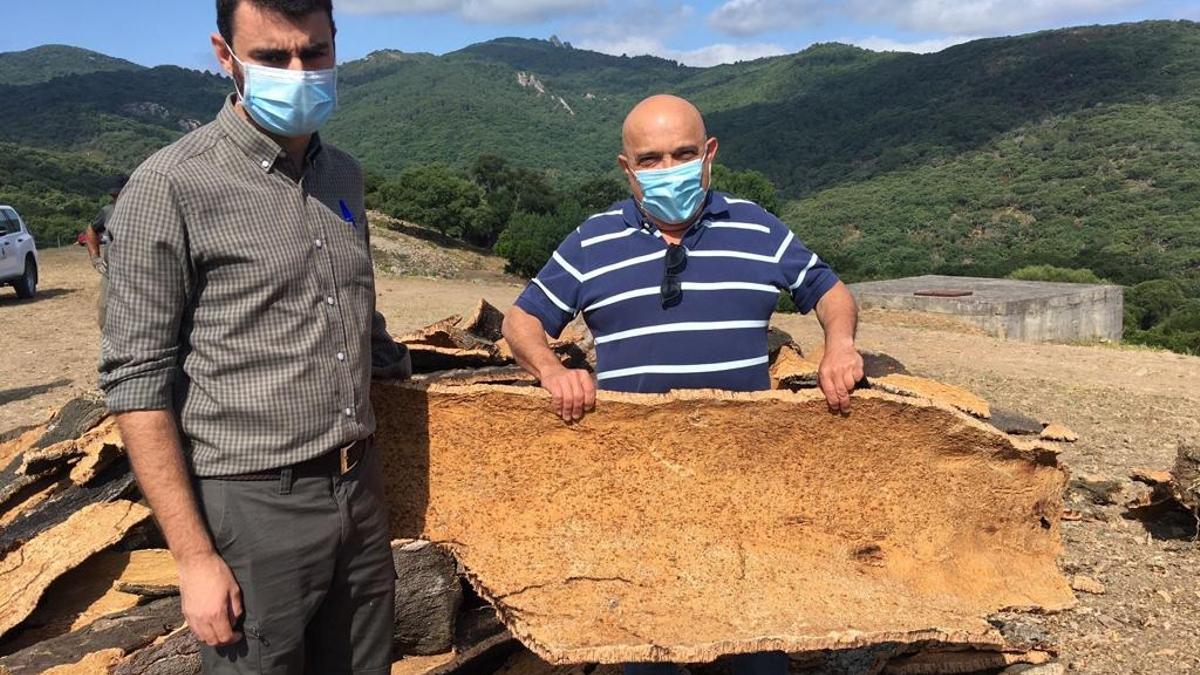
[{"x1": 223, "y1": 40, "x2": 249, "y2": 103}]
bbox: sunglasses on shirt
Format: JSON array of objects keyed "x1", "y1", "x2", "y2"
[{"x1": 660, "y1": 244, "x2": 687, "y2": 308}]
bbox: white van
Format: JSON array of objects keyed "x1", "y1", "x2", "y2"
[{"x1": 0, "y1": 205, "x2": 39, "y2": 299}]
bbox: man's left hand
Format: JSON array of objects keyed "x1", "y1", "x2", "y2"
[{"x1": 818, "y1": 341, "x2": 864, "y2": 414}]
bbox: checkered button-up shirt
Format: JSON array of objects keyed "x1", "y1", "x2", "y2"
[{"x1": 100, "y1": 95, "x2": 399, "y2": 477}]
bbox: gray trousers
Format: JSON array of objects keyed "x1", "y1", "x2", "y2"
[{"x1": 194, "y1": 447, "x2": 396, "y2": 674}]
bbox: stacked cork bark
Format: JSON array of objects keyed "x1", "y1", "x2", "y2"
[{"x1": 0, "y1": 300, "x2": 1090, "y2": 674}]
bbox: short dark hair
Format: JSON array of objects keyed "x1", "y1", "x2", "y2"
[{"x1": 216, "y1": 0, "x2": 335, "y2": 46}]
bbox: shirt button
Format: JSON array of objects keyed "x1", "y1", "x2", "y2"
[
  {"x1": 336, "y1": 352, "x2": 346, "y2": 362},
  {"x1": 314, "y1": 239, "x2": 323, "y2": 249},
  {"x1": 344, "y1": 408, "x2": 354, "y2": 417},
  {"x1": 326, "y1": 296, "x2": 335, "y2": 306},
  {"x1": 260, "y1": 159, "x2": 270, "y2": 169}
]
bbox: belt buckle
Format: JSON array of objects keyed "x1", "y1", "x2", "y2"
[{"x1": 338, "y1": 441, "x2": 360, "y2": 476}]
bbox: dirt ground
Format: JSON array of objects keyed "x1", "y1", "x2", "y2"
[{"x1": 1, "y1": 247, "x2": 1198, "y2": 673}]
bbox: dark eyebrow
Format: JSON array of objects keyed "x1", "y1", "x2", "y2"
[
  {"x1": 636, "y1": 151, "x2": 662, "y2": 163},
  {"x1": 300, "y1": 42, "x2": 331, "y2": 58},
  {"x1": 248, "y1": 41, "x2": 331, "y2": 61},
  {"x1": 673, "y1": 145, "x2": 701, "y2": 155},
  {"x1": 248, "y1": 48, "x2": 291, "y2": 61}
]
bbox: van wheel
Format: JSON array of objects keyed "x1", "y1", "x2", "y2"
[{"x1": 14, "y1": 257, "x2": 37, "y2": 299}]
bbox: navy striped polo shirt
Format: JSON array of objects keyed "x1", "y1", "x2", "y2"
[{"x1": 515, "y1": 191, "x2": 839, "y2": 394}]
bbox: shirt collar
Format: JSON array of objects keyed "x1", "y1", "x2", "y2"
[
  {"x1": 620, "y1": 190, "x2": 732, "y2": 232},
  {"x1": 216, "y1": 94, "x2": 324, "y2": 173}
]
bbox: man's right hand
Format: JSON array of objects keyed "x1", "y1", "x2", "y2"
[
  {"x1": 178, "y1": 551, "x2": 244, "y2": 647},
  {"x1": 91, "y1": 255, "x2": 108, "y2": 276},
  {"x1": 540, "y1": 365, "x2": 596, "y2": 422}
]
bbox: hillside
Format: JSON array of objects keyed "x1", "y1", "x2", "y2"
[
  {"x1": 0, "y1": 20, "x2": 1197, "y2": 346},
  {"x1": 0, "y1": 45, "x2": 142, "y2": 86}
]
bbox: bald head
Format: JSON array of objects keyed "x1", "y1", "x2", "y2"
[{"x1": 622, "y1": 95, "x2": 707, "y2": 158}]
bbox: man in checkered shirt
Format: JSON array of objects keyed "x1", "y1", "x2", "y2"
[{"x1": 98, "y1": 1, "x2": 408, "y2": 671}]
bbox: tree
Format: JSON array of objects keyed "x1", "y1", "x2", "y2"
[
  {"x1": 375, "y1": 165, "x2": 485, "y2": 239},
  {"x1": 1007, "y1": 265, "x2": 1106, "y2": 284},
  {"x1": 711, "y1": 165, "x2": 781, "y2": 214},
  {"x1": 495, "y1": 201, "x2": 587, "y2": 278},
  {"x1": 573, "y1": 175, "x2": 627, "y2": 211}
]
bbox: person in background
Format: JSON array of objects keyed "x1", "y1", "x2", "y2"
[
  {"x1": 83, "y1": 175, "x2": 126, "y2": 328},
  {"x1": 502, "y1": 94, "x2": 864, "y2": 675},
  {"x1": 99, "y1": 1, "x2": 409, "y2": 672}
]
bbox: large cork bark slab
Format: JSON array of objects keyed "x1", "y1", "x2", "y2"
[
  {"x1": 0, "y1": 409, "x2": 119, "y2": 514},
  {"x1": 0, "y1": 500, "x2": 151, "y2": 639},
  {"x1": 2, "y1": 550, "x2": 143, "y2": 652},
  {"x1": 0, "y1": 597, "x2": 182, "y2": 675},
  {"x1": 0, "y1": 460, "x2": 136, "y2": 554},
  {"x1": 374, "y1": 383, "x2": 1072, "y2": 665}
]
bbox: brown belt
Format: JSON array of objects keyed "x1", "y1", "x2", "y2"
[{"x1": 214, "y1": 436, "x2": 372, "y2": 481}]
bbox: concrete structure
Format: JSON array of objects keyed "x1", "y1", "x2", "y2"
[{"x1": 850, "y1": 275, "x2": 1124, "y2": 343}]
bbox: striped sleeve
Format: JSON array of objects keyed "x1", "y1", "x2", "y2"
[
  {"x1": 514, "y1": 229, "x2": 585, "y2": 338},
  {"x1": 774, "y1": 221, "x2": 838, "y2": 314}
]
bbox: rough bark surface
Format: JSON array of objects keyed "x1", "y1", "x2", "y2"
[
  {"x1": 392, "y1": 540, "x2": 463, "y2": 656},
  {"x1": 111, "y1": 628, "x2": 200, "y2": 675},
  {"x1": 38, "y1": 648, "x2": 126, "y2": 675},
  {"x1": 2, "y1": 550, "x2": 142, "y2": 651},
  {"x1": 769, "y1": 345, "x2": 818, "y2": 389},
  {"x1": 414, "y1": 366, "x2": 537, "y2": 388},
  {"x1": 870, "y1": 374, "x2": 991, "y2": 419},
  {"x1": 31, "y1": 395, "x2": 107, "y2": 451},
  {"x1": 374, "y1": 383, "x2": 1072, "y2": 665},
  {"x1": 0, "y1": 597, "x2": 182, "y2": 675},
  {"x1": 882, "y1": 648, "x2": 1053, "y2": 674},
  {"x1": 389, "y1": 604, "x2": 514, "y2": 675},
  {"x1": 406, "y1": 344, "x2": 510, "y2": 374},
  {"x1": 0, "y1": 460, "x2": 136, "y2": 554},
  {"x1": 0, "y1": 500, "x2": 151, "y2": 638},
  {"x1": 462, "y1": 299, "x2": 505, "y2": 343},
  {"x1": 1170, "y1": 444, "x2": 1199, "y2": 513}
]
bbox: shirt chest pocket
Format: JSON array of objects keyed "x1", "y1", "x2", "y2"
[{"x1": 308, "y1": 196, "x2": 372, "y2": 290}]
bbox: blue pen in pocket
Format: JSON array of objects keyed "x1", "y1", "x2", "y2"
[{"x1": 338, "y1": 199, "x2": 357, "y2": 229}]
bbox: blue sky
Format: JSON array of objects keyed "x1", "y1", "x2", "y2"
[{"x1": 4, "y1": 0, "x2": 1199, "y2": 69}]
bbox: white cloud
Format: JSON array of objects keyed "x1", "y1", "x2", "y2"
[
  {"x1": 708, "y1": 0, "x2": 827, "y2": 36},
  {"x1": 708, "y1": 0, "x2": 1148, "y2": 37},
  {"x1": 568, "y1": 1, "x2": 784, "y2": 66},
  {"x1": 339, "y1": 0, "x2": 603, "y2": 23},
  {"x1": 846, "y1": 0, "x2": 1147, "y2": 34},
  {"x1": 848, "y1": 34, "x2": 980, "y2": 53},
  {"x1": 575, "y1": 35, "x2": 788, "y2": 66}
]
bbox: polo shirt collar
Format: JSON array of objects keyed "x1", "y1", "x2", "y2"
[
  {"x1": 621, "y1": 190, "x2": 732, "y2": 232},
  {"x1": 216, "y1": 94, "x2": 324, "y2": 173}
]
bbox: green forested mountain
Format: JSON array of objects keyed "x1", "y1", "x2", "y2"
[
  {"x1": 0, "y1": 45, "x2": 142, "y2": 86},
  {"x1": 0, "y1": 21, "x2": 1198, "y2": 350}
]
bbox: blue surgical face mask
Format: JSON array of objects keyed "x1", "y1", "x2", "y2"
[
  {"x1": 228, "y1": 45, "x2": 337, "y2": 138},
  {"x1": 633, "y1": 155, "x2": 708, "y2": 226}
]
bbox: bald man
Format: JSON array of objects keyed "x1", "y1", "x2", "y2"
[{"x1": 501, "y1": 96, "x2": 862, "y2": 673}]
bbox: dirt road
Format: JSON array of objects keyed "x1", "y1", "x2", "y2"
[{"x1": 2, "y1": 247, "x2": 1198, "y2": 673}]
